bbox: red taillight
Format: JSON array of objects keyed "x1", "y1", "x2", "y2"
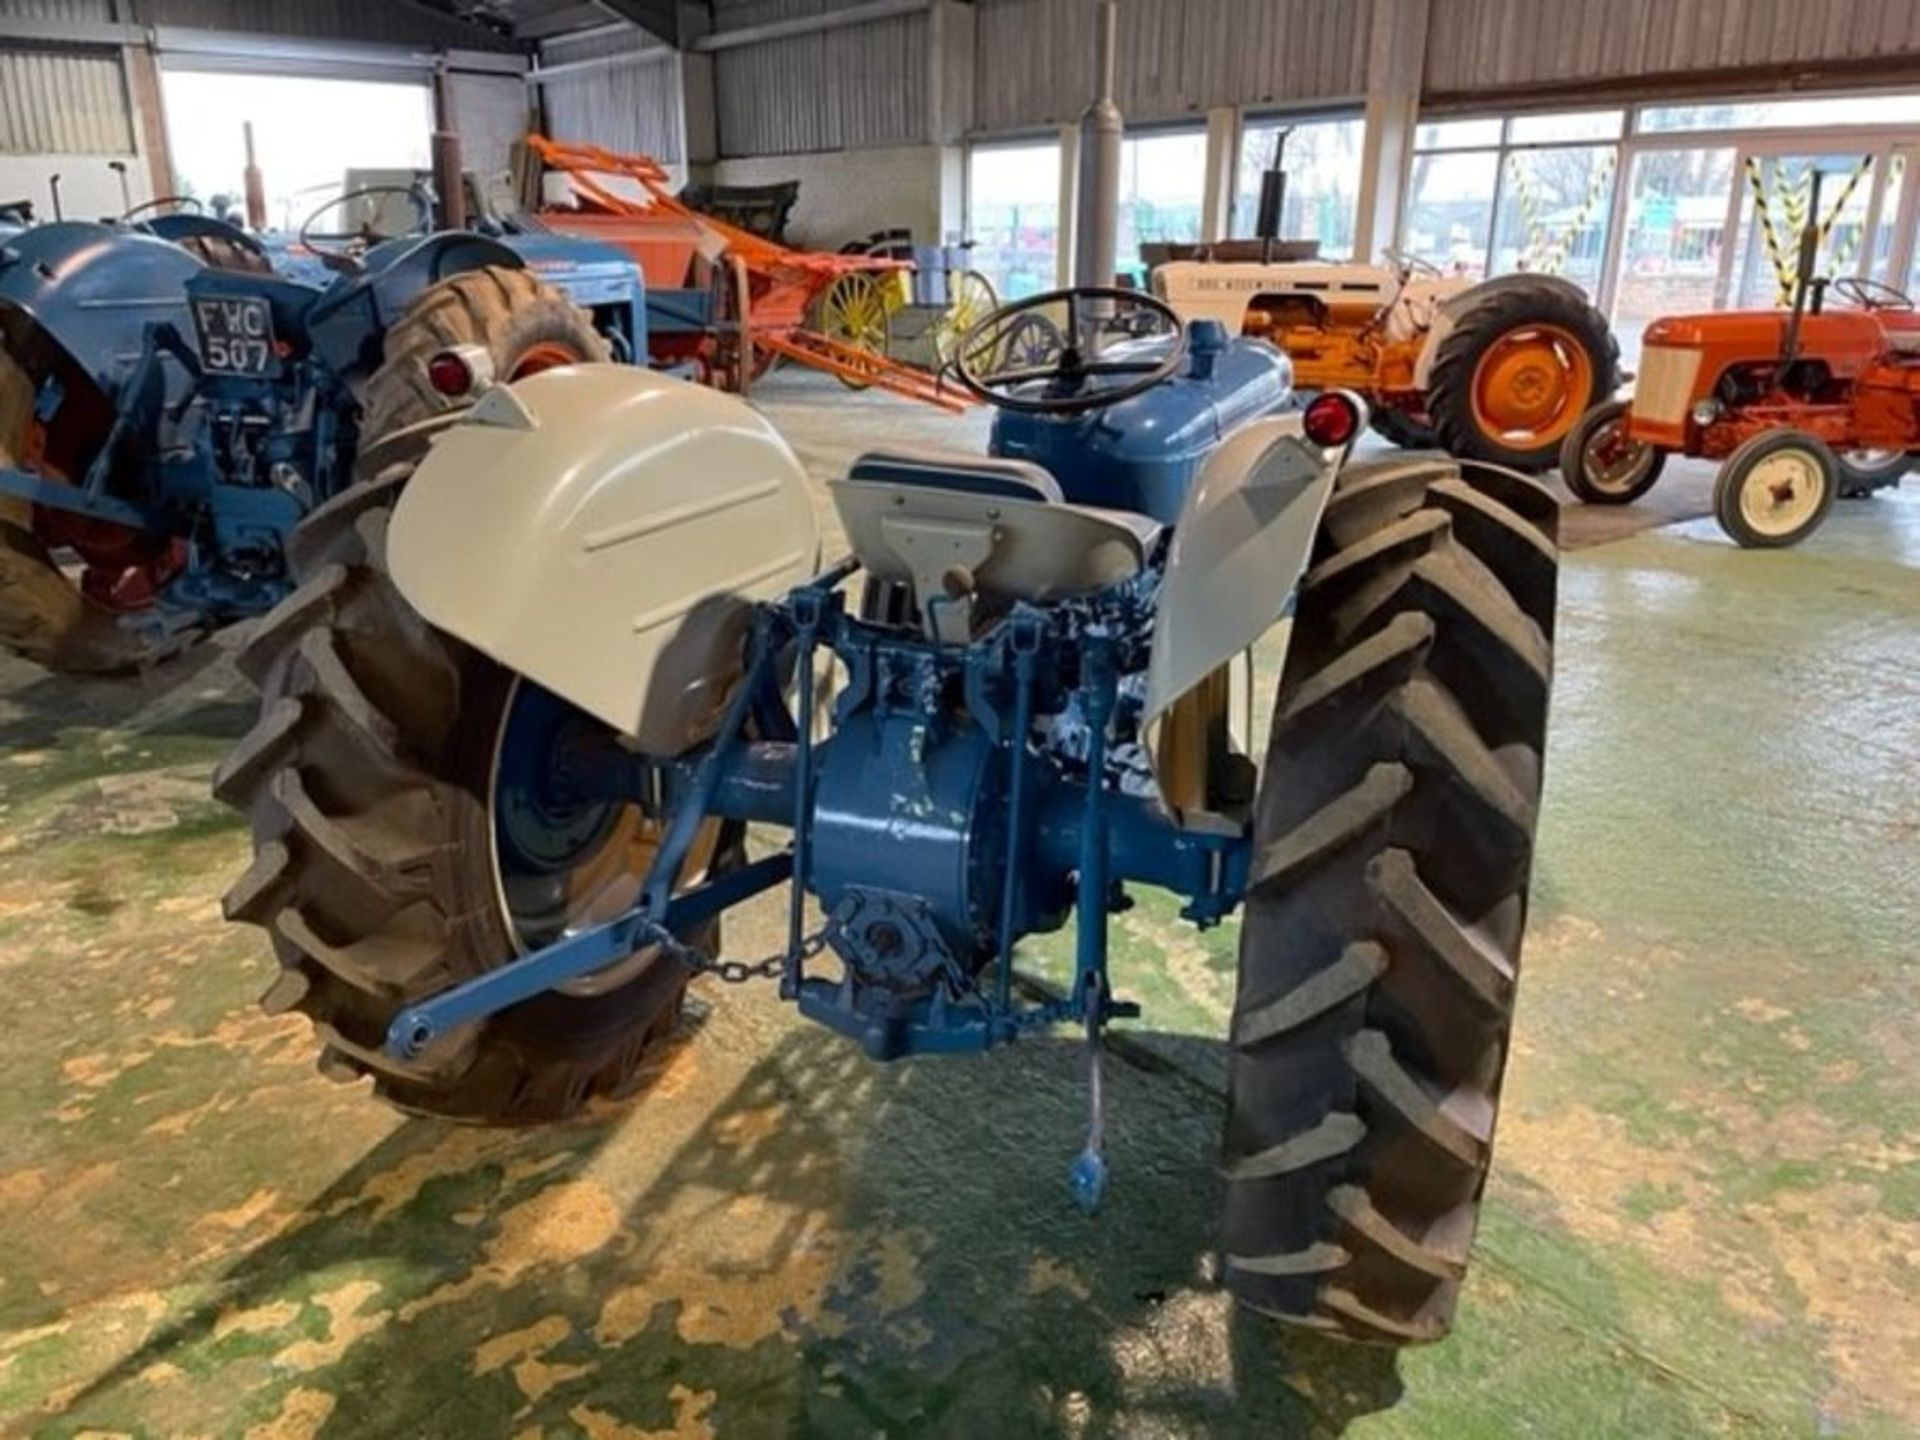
[
  {"x1": 426, "y1": 350, "x2": 474, "y2": 397},
  {"x1": 1302, "y1": 391, "x2": 1360, "y2": 449}
]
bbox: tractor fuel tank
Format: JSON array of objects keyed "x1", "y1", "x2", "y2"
[{"x1": 988, "y1": 320, "x2": 1293, "y2": 525}]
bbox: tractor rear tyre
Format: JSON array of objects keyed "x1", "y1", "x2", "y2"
[
  {"x1": 176, "y1": 233, "x2": 274, "y2": 274},
  {"x1": 1368, "y1": 407, "x2": 1440, "y2": 451},
  {"x1": 1426, "y1": 279, "x2": 1619, "y2": 472},
  {"x1": 0, "y1": 349, "x2": 162, "y2": 673},
  {"x1": 1223, "y1": 453, "x2": 1557, "y2": 1344},
  {"x1": 213, "y1": 473, "x2": 736, "y2": 1123},
  {"x1": 360, "y1": 265, "x2": 609, "y2": 459},
  {"x1": 1836, "y1": 449, "x2": 1912, "y2": 500}
]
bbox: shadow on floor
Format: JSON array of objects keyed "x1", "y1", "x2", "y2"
[{"x1": 55, "y1": 1018, "x2": 1405, "y2": 1438}]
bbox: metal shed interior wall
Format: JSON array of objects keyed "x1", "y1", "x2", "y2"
[
  {"x1": 540, "y1": 38, "x2": 685, "y2": 163},
  {"x1": 972, "y1": 0, "x2": 1371, "y2": 134},
  {"x1": 1424, "y1": 0, "x2": 1920, "y2": 103},
  {"x1": 712, "y1": 11, "x2": 929, "y2": 156},
  {"x1": 0, "y1": 45, "x2": 132, "y2": 153}
]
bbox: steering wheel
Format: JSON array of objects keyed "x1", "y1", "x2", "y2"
[
  {"x1": 1383, "y1": 246, "x2": 1444, "y2": 280},
  {"x1": 952, "y1": 286, "x2": 1188, "y2": 416},
  {"x1": 121, "y1": 196, "x2": 205, "y2": 223},
  {"x1": 297, "y1": 184, "x2": 431, "y2": 264},
  {"x1": 1831, "y1": 276, "x2": 1915, "y2": 312}
]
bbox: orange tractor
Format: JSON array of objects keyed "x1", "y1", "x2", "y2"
[
  {"x1": 1563, "y1": 177, "x2": 1918, "y2": 547},
  {"x1": 1154, "y1": 256, "x2": 1619, "y2": 471},
  {"x1": 1563, "y1": 280, "x2": 1919, "y2": 546}
]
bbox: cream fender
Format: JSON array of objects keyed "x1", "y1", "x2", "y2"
[
  {"x1": 1142, "y1": 413, "x2": 1346, "y2": 801},
  {"x1": 387, "y1": 365, "x2": 820, "y2": 753}
]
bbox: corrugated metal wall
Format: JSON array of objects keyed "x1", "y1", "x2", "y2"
[
  {"x1": 0, "y1": 0, "x2": 117, "y2": 22},
  {"x1": 974, "y1": 0, "x2": 1371, "y2": 134},
  {"x1": 540, "y1": 30, "x2": 685, "y2": 162},
  {"x1": 1425, "y1": 0, "x2": 1920, "y2": 101},
  {"x1": 713, "y1": 11, "x2": 928, "y2": 155},
  {"x1": 143, "y1": 0, "x2": 519, "y2": 51},
  {"x1": 0, "y1": 47, "x2": 134, "y2": 154}
]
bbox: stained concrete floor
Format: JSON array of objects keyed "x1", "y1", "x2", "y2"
[{"x1": 0, "y1": 373, "x2": 1916, "y2": 1438}]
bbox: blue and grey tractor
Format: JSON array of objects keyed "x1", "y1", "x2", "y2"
[
  {"x1": 0, "y1": 206, "x2": 644, "y2": 671},
  {"x1": 215, "y1": 286, "x2": 1559, "y2": 1346}
]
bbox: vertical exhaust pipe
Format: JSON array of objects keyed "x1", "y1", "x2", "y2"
[
  {"x1": 1073, "y1": 0, "x2": 1121, "y2": 288},
  {"x1": 243, "y1": 121, "x2": 268, "y2": 231}
]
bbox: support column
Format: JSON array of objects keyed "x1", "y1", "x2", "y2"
[
  {"x1": 1199, "y1": 105, "x2": 1238, "y2": 242},
  {"x1": 1353, "y1": 0, "x2": 1429, "y2": 261},
  {"x1": 927, "y1": 0, "x2": 975, "y2": 242},
  {"x1": 677, "y1": 1, "x2": 717, "y2": 177},
  {"x1": 122, "y1": 42, "x2": 171, "y2": 203}
]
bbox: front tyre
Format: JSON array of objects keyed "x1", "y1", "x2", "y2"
[
  {"x1": 213, "y1": 472, "x2": 733, "y2": 1123},
  {"x1": 1224, "y1": 454, "x2": 1558, "y2": 1344},
  {"x1": 1560, "y1": 398, "x2": 1666, "y2": 504},
  {"x1": 1713, "y1": 431, "x2": 1837, "y2": 549}
]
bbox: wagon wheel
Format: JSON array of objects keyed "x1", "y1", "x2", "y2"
[
  {"x1": 708, "y1": 254, "x2": 765, "y2": 394},
  {"x1": 818, "y1": 272, "x2": 890, "y2": 390},
  {"x1": 929, "y1": 270, "x2": 999, "y2": 369}
]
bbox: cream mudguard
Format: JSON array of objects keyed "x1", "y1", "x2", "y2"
[
  {"x1": 387, "y1": 365, "x2": 819, "y2": 751},
  {"x1": 1142, "y1": 413, "x2": 1343, "y2": 785}
]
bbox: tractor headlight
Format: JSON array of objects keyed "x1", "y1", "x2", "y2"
[{"x1": 1691, "y1": 397, "x2": 1723, "y2": 427}]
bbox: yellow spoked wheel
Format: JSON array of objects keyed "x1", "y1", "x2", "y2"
[
  {"x1": 818, "y1": 272, "x2": 892, "y2": 390},
  {"x1": 930, "y1": 270, "x2": 999, "y2": 368}
]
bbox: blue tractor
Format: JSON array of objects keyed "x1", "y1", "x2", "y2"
[
  {"x1": 0, "y1": 205, "x2": 644, "y2": 671},
  {"x1": 216, "y1": 287, "x2": 1559, "y2": 1345}
]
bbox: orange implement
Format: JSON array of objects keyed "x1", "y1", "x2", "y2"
[{"x1": 528, "y1": 135, "x2": 975, "y2": 410}]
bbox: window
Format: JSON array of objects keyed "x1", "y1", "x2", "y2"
[
  {"x1": 1117, "y1": 128, "x2": 1207, "y2": 278},
  {"x1": 161, "y1": 69, "x2": 430, "y2": 231},
  {"x1": 1637, "y1": 94, "x2": 1920, "y2": 134},
  {"x1": 1490, "y1": 145, "x2": 1618, "y2": 288},
  {"x1": 1402, "y1": 109, "x2": 1625, "y2": 284},
  {"x1": 966, "y1": 140, "x2": 1061, "y2": 300},
  {"x1": 1403, "y1": 149, "x2": 1500, "y2": 274},
  {"x1": 1234, "y1": 115, "x2": 1364, "y2": 258}
]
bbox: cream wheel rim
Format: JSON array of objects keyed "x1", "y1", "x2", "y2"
[{"x1": 1740, "y1": 451, "x2": 1826, "y2": 537}]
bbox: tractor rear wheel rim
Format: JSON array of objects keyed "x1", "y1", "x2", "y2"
[
  {"x1": 488, "y1": 677, "x2": 717, "y2": 993},
  {"x1": 508, "y1": 341, "x2": 590, "y2": 380},
  {"x1": 1740, "y1": 451, "x2": 1825, "y2": 537},
  {"x1": 1470, "y1": 322, "x2": 1592, "y2": 448}
]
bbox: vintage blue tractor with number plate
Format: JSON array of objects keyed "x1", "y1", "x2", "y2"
[
  {"x1": 0, "y1": 212, "x2": 643, "y2": 671},
  {"x1": 217, "y1": 286, "x2": 1560, "y2": 1346}
]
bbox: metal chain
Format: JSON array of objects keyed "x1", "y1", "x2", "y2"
[{"x1": 642, "y1": 921, "x2": 831, "y2": 986}]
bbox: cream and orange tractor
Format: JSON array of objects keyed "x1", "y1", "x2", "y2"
[
  {"x1": 1561, "y1": 275, "x2": 1920, "y2": 547},
  {"x1": 1153, "y1": 252, "x2": 1618, "y2": 472}
]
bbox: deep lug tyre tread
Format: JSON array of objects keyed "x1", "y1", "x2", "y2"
[{"x1": 1223, "y1": 454, "x2": 1556, "y2": 1345}]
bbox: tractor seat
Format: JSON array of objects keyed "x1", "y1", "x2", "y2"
[
  {"x1": 845, "y1": 446, "x2": 1163, "y2": 548},
  {"x1": 832, "y1": 446, "x2": 1162, "y2": 636},
  {"x1": 847, "y1": 447, "x2": 1064, "y2": 503}
]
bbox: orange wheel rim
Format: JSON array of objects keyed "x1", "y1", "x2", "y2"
[
  {"x1": 1468, "y1": 323, "x2": 1593, "y2": 447},
  {"x1": 508, "y1": 341, "x2": 587, "y2": 380}
]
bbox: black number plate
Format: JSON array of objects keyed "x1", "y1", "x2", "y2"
[{"x1": 192, "y1": 296, "x2": 276, "y2": 376}]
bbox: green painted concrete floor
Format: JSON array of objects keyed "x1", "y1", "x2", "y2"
[{"x1": 0, "y1": 380, "x2": 1916, "y2": 1438}]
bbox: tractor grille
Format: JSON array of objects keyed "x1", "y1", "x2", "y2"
[{"x1": 1632, "y1": 345, "x2": 1703, "y2": 426}]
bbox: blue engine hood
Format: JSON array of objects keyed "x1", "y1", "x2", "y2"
[{"x1": 987, "y1": 323, "x2": 1294, "y2": 526}]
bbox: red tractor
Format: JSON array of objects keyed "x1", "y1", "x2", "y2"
[{"x1": 1563, "y1": 191, "x2": 1919, "y2": 547}]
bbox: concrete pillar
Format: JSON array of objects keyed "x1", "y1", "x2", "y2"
[
  {"x1": 1353, "y1": 0, "x2": 1430, "y2": 261},
  {"x1": 1199, "y1": 106, "x2": 1238, "y2": 242},
  {"x1": 927, "y1": 0, "x2": 975, "y2": 242},
  {"x1": 678, "y1": 2, "x2": 717, "y2": 172}
]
